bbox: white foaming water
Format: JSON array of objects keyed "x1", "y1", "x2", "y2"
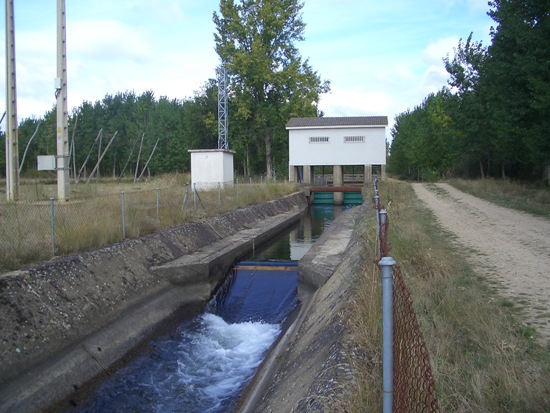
[
  {"x1": 174, "y1": 313, "x2": 280, "y2": 412},
  {"x1": 74, "y1": 313, "x2": 281, "y2": 413}
]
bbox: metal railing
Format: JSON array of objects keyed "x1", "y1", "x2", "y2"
[{"x1": 373, "y1": 176, "x2": 440, "y2": 413}]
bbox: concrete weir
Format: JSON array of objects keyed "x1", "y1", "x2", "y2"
[{"x1": 0, "y1": 193, "x2": 308, "y2": 413}]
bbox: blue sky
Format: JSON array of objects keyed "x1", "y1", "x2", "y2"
[{"x1": 2, "y1": 0, "x2": 494, "y2": 133}]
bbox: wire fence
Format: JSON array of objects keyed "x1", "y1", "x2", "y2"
[
  {"x1": 0, "y1": 178, "x2": 291, "y2": 273},
  {"x1": 374, "y1": 177, "x2": 440, "y2": 413}
]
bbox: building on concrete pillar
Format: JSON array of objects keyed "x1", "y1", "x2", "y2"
[
  {"x1": 286, "y1": 116, "x2": 388, "y2": 188},
  {"x1": 333, "y1": 165, "x2": 344, "y2": 204},
  {"x1": 364, "y1": 165, "x2": 373, "y2": 184},
  {"x1": 302, "y1": 165, "x2": 312, "y2": 185}
]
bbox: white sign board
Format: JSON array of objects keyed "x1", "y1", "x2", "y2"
[{"x1": 37, "y1": 155, "x2": 56, "y2": 171}]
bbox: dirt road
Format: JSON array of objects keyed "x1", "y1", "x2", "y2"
[{"x1": 413, "y1": 183, "x2": 550, "y2": 347}]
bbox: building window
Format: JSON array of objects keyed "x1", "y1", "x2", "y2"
[
  {"x1": 344, "y1": 135, "x2": 365, "y2": 143},
  {"x1": 309, "y1": 136, "x2": 330, "y2": 143}
]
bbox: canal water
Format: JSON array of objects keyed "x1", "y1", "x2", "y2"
[{"x1": 69, "y1": 205, "x2": 350, "y2": 413}]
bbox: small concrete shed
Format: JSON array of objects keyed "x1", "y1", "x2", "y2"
[{"x1": 188, "y1": 149, "x2": 235, "y2": 190}]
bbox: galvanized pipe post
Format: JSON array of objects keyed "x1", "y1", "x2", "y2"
[
  {"x1": 379, "y1": 209, "x2": 387, "y2": 251},
  {"x1": 182, "y1": 184, "x2": 189, "y2": 209},
  {"x1": 50, "y1": 198, "x2": 55, "y2": 256},
  {"x1": 375, "y1": 195, "x2": 380, "y2": 240},
  {"x1": 121, "y1": 191, "x2": 126, "y2": 239},
  {"x1": 193, "y1": 183, "x2": 197, "y2": 209},
  {"x1": 379, "y1": 256, "x2": 396, "y2": 413},
  {"x1": 156, "y1": 188, "x2": 160, "y2": 221}
]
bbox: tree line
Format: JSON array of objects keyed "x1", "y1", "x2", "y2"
[
  {"x1": 389, "y1": 0, "x2": 549, "y2": 182},
  {"x1": 1, "y1": 0, "x2": 328, "y2": 182},
  {"x1": 1, "y1": 87, "x2": 219, "y2": 181}
]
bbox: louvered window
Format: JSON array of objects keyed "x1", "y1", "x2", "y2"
[
  {"x1": 309, "y1": 136, "x2": 330, "y2": 143},
  {"x1": 344, "y1": 136, "x2": 365, "y2": 143}
]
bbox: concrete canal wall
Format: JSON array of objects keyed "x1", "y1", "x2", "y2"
[{"x1": 0, "y1": 192, "x2": 308, "y2": 413}]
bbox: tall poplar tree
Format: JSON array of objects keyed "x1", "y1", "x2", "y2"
[
  {"x1": 486, "y1": 0, "x2": 550, "y2": 179},
  {"x1": 213, "y1": 0, "x2": 330, "y2": 178}
]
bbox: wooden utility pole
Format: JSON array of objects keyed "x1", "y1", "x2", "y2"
[
  {"x1": 56, "y1": 0, "x2": 69, "y2": 200},
  {"x1": 5, "y1": 0, "x2": 19, "y2": 200}
]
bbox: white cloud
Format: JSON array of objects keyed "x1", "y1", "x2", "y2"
[
  {"x1": 3, "y1": 0, "x2": 494, "y2": 128},
  {"x1": 68, "y1": 19, "x2": 152, "y2": 62},
  {"x1": 150, "y1": 0, "x2": 186, "y2": 22},
  {"x1": 422, "y1": 37, "x2": 459, "y2": 65},
  {"x1": 320, "y1": 87, "x2": 392, "y2": 117}
]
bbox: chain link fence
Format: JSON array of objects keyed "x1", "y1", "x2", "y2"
[
  {"x1": 374, "y1": 177, "x2": 440, "y2": 413},
  {"x1": 0, "y1": 178, "x2": 292, "y2": 273}
]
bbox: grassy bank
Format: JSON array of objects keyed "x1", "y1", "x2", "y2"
[
  {"x1": 0, "y1": 175, "x2": 298, "y2": 272},
  {"x1": 350, "y1": 180, "x2": 550, "y2": 412},
  {"x1": 450, "y1": 178, "x2": 550, "y2": 218}
]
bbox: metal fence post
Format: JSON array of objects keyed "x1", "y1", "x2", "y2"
[
  {"x1": 182, "y1": 184, "x2": 189, "y2": 209},
  {"x1": 378, "y1": 209, "x2": 388, "y2": 257},
  {"x1": 375, "y1": 195, "x2": 380, "y2": 238},
  {"x1": 379, "y1": 256, "x2": 396, "y2": 413},
  {"x1": 193, "y1": 183, "x2": 197, "y2": 209},
  {"x1": 218, "y1": 183, "x2": 221, "y2": 208},
  {"x1": 236, "y1": 178, "x2": 239, "y2": 200},
  {"x1": 121, "y1": 191, "x2": 126, "y2": 239},
  {"x1": 156, "y1": 187, "x2": 160, "y2": 221},
  {"x1": 380, "y1": 209, "x2": 387, "y2": 223},
  {"x1": 50, "y1": 198, "x2": 55, "y2": 256}
]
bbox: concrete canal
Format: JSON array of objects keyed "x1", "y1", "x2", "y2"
[{"x1": 66, "y1": 205, "x2": 350, "y2": 413}]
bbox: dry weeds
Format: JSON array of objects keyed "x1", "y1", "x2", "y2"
[{"x1": 348, "y1": 180, "x2": 550, "y2": 412}]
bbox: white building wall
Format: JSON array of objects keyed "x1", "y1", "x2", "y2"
[{"x1": 288, "y1": 126, "x2": 386, "y2": 166}]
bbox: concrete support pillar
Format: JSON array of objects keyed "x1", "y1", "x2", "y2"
[
  {"x1": 289, "y1": 166, "x2": 297, "y2": 183},
  {"x1": 303, "y1": 165, "x2": 312, "y2": 185},
  {"x1": 381, "y1": 164, "x2": 387, "y2": 181},
  {"x1": 364, "y1": 165, "x2": 373, "y2": 186},
  {"x1": 333, "y1": 165, "x2": 343, "y2": 205}
]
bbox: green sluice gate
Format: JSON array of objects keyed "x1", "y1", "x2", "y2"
[
  {"x1": 343, "y1": 192, "x2": 363, "y2": 204},
  {"x1": 313, "y1": 191, "x2": 363, "y2": 204},
  {"x1": 312, "y1": 192, "x2": 334, "y2": 204}
]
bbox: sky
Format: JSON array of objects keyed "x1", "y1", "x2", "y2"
[{"x1": 1, "y1": 0, "x2": 494, "y2": 137}]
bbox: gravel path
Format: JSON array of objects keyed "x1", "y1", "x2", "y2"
[{"x1": 413, "y1": 183, "x2": 550, "y2": 347}]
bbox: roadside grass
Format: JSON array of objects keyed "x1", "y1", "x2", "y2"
[
  {"x1": 350, "y1": 180, "x2": 550, "y2": 412},
  {"x1": 0, "y1": 175, "x2": 298, "y2": 273},
  {"x1": 449, "y1": 178, "x2": 550, "y2": 218}
]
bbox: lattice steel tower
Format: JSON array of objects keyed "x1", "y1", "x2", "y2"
[{"x1": 217, "y1": 65, "x2": 229, "y2": 150}]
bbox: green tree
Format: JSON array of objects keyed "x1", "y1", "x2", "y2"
[
  {"x1": 485, "y1": 0, "x2": 550, "y2": 179},
  {"x1": 213, "y1": 0, "x2": 330, "y2": 178},
  {"x1": 389, "y1": 91, "x2": 457, "y2": 180},
  {"x1": 183, "y1": 80, "x2": 218, "y2": 151},
  {"x1": 444, "y1": 34, "x2": 492, "y2": 178}
]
